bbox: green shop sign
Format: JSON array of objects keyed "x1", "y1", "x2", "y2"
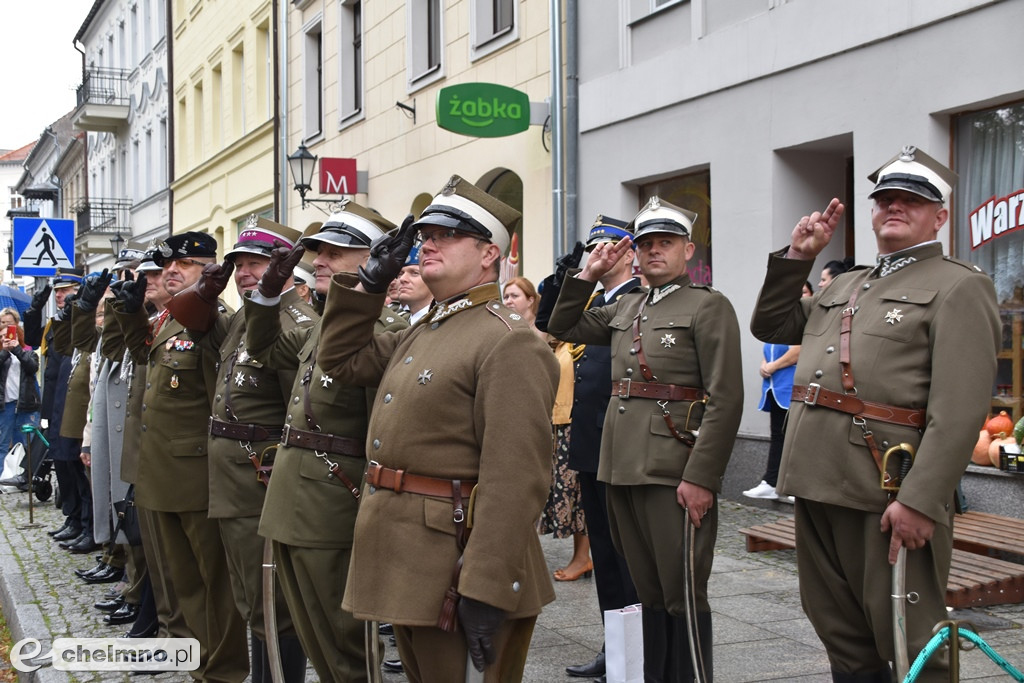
[{"x1": 436, "y1": 83, "x2": 530, "y2": 138}]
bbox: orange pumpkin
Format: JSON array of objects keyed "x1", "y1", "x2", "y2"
[
  {"x1": 985, "y1": 411, "x2": 1014, "y2": 438},
  {"x1": 988, "y1": 436, "x2": 1016, "y2": 467},
  {"x1": 972, "y1": 429, "x2": 993, "y2": 465}
]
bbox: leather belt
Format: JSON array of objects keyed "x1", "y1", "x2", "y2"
[
  {"x1": 209, "y1": 417, "x2": 283, "y2": 443},
  {"x1": 792, "y1": 383, "x2": 925, "y2": 428},
  {"x1": 281, "y1": 424, "x2": 364, "y2": 458},
  {"x1": 611, "y1": 379, "x2": 706, "y2": 402},
  {"x1": 366, "y1": 462, "x2": 477, "y2": 500}
]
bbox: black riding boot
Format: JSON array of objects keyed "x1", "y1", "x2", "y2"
[
  {"x1": 831, "y1": 668, "x2": 894, "y2": 683},
  {"x1": 642, "y1": 607, "x2": 670, "y2": 682},
  {"x1": 278, "y1": 636, "x2": 308, "y2": 683}
]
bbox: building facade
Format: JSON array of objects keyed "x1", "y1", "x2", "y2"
[
  {"x1": 284, "y1": 0, "x2": 556, "y2": 282},
  {"x1": 1, "y1": 143, "x2": 36, "y2": 278},
  {"x1": 576, "y1": 0, "x2": 1024, "y2": 436},
  {"x1": 171, "y1": 0, "x2": 277, "y2": 305}
]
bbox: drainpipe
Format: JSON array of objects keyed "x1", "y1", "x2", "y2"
[
  {"x1": 565, "y1": 0, "x2": 578, "y2": 248},
  {"x1": 549, "y1": 0, "x2": 565, "y2": 257},
  {"x1": 277, "y1": 0, "x2": 289, "y2": 226}
]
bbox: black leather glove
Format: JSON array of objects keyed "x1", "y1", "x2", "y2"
[
  {"x1": 196, "y1": 261, "x2": 235, "y2": 303},
  {"x1": 29, "y1": 284, "x2": 51, "y2": 313},
  {"x1": 357, "y1": 214, "x2": 417, "y2": 294},
  {"x1": 458, "y1": 597, "x2": 507, "y2": 672},
  {"x1": 114, "y1": 271, "x2": 148, "y2": 314},
  {"x1": 76, "y1": 269, "x2": 114, "y2": 312},
  {"x1": 257, "y1": 244, "x2": 305, "y2": 298},
  {"x1": 554, "y1": 241, "x2": 586, "y2": 284},
  {"x1": 57, "y1": 293, "x2": 78, "y2": 321}
]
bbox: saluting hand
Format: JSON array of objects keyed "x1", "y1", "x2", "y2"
[
  {"x1": 115, "y1": 271, "x2": 148, "y2": 314},
  {"x1": 257, "y1": 243, "x2": 305, "y2": 299},
  {"x1": 29, "y1": 284, "x2": 52, "y2": 313},
  {"x1": 578, "y1": 236, "x2": 633, "y2": 283},
  {"x1": 77, "y1": 269, "x2": 114, "y2": 312},
  {"x1": 358, "y1": 214, "x2": 417, "y2": 294},
  {"x1": 197, "y1": 261, "x2": 235, "y2": 303},
  {"x1": 787, "y1": 198, "x2": 845, "y2": 261}
]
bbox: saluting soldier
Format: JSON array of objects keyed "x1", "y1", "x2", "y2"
[
  {"x1": 113, "y1": 231, "x2": 248, "y2": 682},
  {"x1": 243, "y1": 203, "x2": 407, "y2": 682},
  {"x1": 168, "y1": 218, "x2": 317, "y2": 682},
  {"x1": 547, "y1": 197, "x2": 744, "y2": 682},
  {"x1": 315, "y1": 176, "x2": 559, "y2": 682},
  {"x1": 751, "y1": 147, "x2": 1001, "y2": 682}
]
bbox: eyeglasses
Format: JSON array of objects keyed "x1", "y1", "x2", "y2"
[
  {"x1": 418, "y1": 228, "x2": 483, "y2": 246},
  {"x1": 167, "y1": 257, "x2": 210, "y2": 269}
]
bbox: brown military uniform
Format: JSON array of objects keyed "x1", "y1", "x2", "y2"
[
  {"x1": 547, "y1": 273, "x2": 744, "y2": 614},
  {"x1": 316, "y1": 277, "x2": 559, "y2": 682},
  {"x1": 751, "y1": 242, "x2": 1000, "y2": 677},
  {"x1": 205, "y1": 289, "x2": 317, "y2": 646},
  {"x1": 116, "y1": 303, "x2": 248, "y2": 682},
  {"x1": 244, "y1": 293, "x2": 406, "y2": 682}
]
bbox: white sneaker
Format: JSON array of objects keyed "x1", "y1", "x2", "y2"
[
  {"x1": 780, "y1": 495, "x2": 795, "y2": 504},
  {"x1": 742, "y1": 480, "x2": 778, "y2": 500}
]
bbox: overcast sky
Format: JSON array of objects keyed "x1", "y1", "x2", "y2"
[{"x1": 0, "y1": 2, "x2": 87, "y2": 150}]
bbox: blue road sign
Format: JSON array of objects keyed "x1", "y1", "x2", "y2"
[{"x1": 12, "y1": 218, "x2": 75, "y2": 277}]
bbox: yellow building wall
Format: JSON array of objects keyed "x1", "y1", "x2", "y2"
[
  {"x1": 286, "y1": 0, "x2": 556, "y2": 285},
  {"x1": 171, "y1": 0, "x2": 277, "y2": 306}
]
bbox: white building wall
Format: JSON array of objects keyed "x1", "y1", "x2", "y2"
[{"x1": 576, "y1": 0, "x2": 1024, "y2": 437}]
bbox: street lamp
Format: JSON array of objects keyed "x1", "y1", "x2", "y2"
[
  {"x1": 287, "y1": 144, "x2": 344, "y2": 214},
  {"x1": 109, "y1": 232, "x2": 124, "y2": 256}
]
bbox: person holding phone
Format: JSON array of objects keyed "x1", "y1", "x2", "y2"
[{"x1": 0, "y1": 307, "x2": 40, "y2": 466}]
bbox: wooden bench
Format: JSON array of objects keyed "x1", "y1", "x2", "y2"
[{"x1": 738, "y1": 511, "x2": 1024, "y2": 609}]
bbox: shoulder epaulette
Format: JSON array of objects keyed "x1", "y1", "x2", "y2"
[{"x1": 942, "y1": 255, "x2": 987, "y2": 274}]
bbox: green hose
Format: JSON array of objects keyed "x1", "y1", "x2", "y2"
[{"x1": 903, "y1": 626, "x2": 1023, "y2": 682}]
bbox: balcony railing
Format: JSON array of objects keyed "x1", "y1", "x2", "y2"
[
  {"x1": 76, "y1": 68, "x2": 131, "y2": 108},
  {"x1": 72, "y1": 198, "x2": 132, "y2": 235}
]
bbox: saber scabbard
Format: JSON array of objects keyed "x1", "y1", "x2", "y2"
[{"x1": 682, "y1": 513, "x2": 708, "y2": 683}]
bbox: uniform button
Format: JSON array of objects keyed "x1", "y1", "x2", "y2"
[
  {"x1": 405, "y1": 356, "x2": 413, "y2": 364},
  {"x1": 431, "y1": 323, "x2": 439, "y2": 330},
  {"x1": 512, "y1": 581, "x2": 521, "y2": 593},
  {"x1": 575, "y1": 376, "x2": 581, "y2": 382},
  {"x1": 293, "y1": 396, "x2": 300, "y2": 404},
  {"x1": 114, "y1": 401, "x2": 121, "y2": 408},
  {"x1": 669, "y1": 322, "x2": 675, "y2": 327},
  {"x1": 825, "y1": 346, "x2": 835, "y2": 354},
  {"x1": 146, "y1": 382, "x2": 151, "y2": 389},
  {"x1": 384, "y1": 394, "x2": 392, "y2": 404},
  {"x1": 944, "y1": 502, "x2": 950, "y2": 510},
  {"x1": 115, "y1": 425, "x2": 122, "y2": 432},
  {"x1": 814, "y1": 370, "x2": 823, "y2": 378},
  {"x1": 618, "y1": 406, "x2": 626, "y2": 413},
  {"x1": 141, "y1": 424, "x2": 147, "y2": 432},
  {"x1": 581, "y1": 354, "x2": 587, "y2": 361},
  {"x1": 373, "y1": 439, "x2": 381, "y2": 449},
  {"x1": 901, "y1": 295, "x2": 908, "y2": 300},
  {"x1": 172, "y1": 361, "x2": 179, "y2": 367},
  {"x1": 216, "y1": 395, "x2": 222, "y2": 401},
  {"x1": 642, "y1": 316, "x2": 648, "y2": 322},
  {"x1": 638, "y1": 332, "x2": 643, "y2": 337},
  {"x1": 142, "y1": 404, "x2": 147, "y2": 411},
  {"x1": 149, "y1": 361, "x2": 155, "y2": 368},
  {"x1": 881, "y1": 440, "x2": 890, "y2": 449},
  {"x1": 286, "y1": 414, "x2": 293, "y2": 422},
  {"x1": 626, "y1": 368, "x2": 633, "y2": 376},
  {"x1": 573, "y1": 398, "x2": 579, "y2": 403},
  {"x1": 863, "y1": 283, "x2": 871, "y2": 290},
  {"x1": 629, "y1": 349, "x2": 636, "y2": 355},
  {"x1": 113, "y1": 378, "x2": 120, "y2": 385}
]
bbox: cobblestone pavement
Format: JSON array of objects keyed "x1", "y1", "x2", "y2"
[{"x1": 0, "y1": 487, "x2": 1021, "y2": 682}]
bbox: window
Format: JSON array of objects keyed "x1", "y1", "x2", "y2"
[
  {"x1": 130, "y1": 6, "x2": 139, "y2": 64},
  {"x1": 470, "y1": 0, "x2": 516, "y2": 59},
  {"x1": 193, "y1": 81, "x2": 204, "y2": 160},
  {"x1": 145, "y1": 130, "x2": 153, "y2": 197},
  {"x1": 339, "y1": 1, "x2": 363, "y2": 122},
  {"x1": 212, "y1": 63, "x2": 223, "y2": 148},
  {"x1": 177, "y1": 96, "x2": 187, "y2": 167},
  {"x1": 158, "y1": 118, "x2": 168, "y2": 187},
  {"x1": 628, "y1": 0, "x2": 686, "y2": 24},
  {"x1": 232, "y1": 43, "x2": 246, "y2": 137},
  {"x1": 132, "y1": 139, "x2": 140, "y2": 202},
  {"x1": 304, "y1": 20, "x2": 323, "y2": 138},
  {"x1": 118, "y1": 21, "x2": 126, "y2": 67},
  {"x1": 408, "y1": 0, "x2": 442, "y2": 88},
  {"x1": 156, "y1": 0, "x2": 166, "y2": 41},
  {"x1": 143, "y1": 0, "x2": 153, "y2": 51},
  {"x1": 256, "y1": 22, "x2": 272, "y2": 119},
  {"x1": 639, "y1": 169, "x2": 713, "y2": 284}
]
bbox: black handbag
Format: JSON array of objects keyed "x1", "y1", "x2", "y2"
[{"x1": 113, "y1": 485, "x2": 143, "y2": 546}]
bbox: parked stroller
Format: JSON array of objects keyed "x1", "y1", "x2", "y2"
[{"x1": 0, "y1": 424, "x2": 54, "y2": 502}]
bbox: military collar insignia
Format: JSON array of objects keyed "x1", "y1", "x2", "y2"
[
  {"x1": 884, "y1": 309, "x2": 904, "y2": 325},
  {"x1": 649, "y1": 283, "x2": 682, "y2": 305},
  {"x1": 873, "y1": 242, "x2": 942, "y2": 278},
  {"x1": 287, "y1": 305, "x2": 312, "y2": 324},
  {"x1": 428, "y1": 283, "x2": 501, "y2": 324}
]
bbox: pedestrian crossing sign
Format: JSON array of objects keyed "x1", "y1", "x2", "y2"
[{"x1": 12, "y1": 217, "x2": 76, "y2": 277}]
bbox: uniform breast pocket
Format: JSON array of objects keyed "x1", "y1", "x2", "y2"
[
  {"x1": 608, "y1": 316, "x2": 632, "y2": 357},
  {"x1": 803, "y1": 295, "x2": 851, "y2": 337},
  {"x1": 644, "y1": 315, "x2": 693, "y2": 362},
  {"x1": 157, "y1": 351, "x2": 202, "y2": 398},
  {"x1": 861, "y1": 289, "x2": 936, "y2": 344}
]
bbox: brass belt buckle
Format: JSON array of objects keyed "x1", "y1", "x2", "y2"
[
  {"x1": 617, "y1": 378, "x2": 631, "y2": 399},
  {"x1": 803, "y1": 383, "x2": 821, "y2": 406}
]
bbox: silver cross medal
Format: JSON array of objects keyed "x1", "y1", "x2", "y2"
[
  {"x1": 660, "y1": 334, "x2": 676, "y2": 348},
  {"x1": 884, "y1": 309, "x2": 903, "y2": 325}
]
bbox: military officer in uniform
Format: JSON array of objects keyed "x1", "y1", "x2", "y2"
[
  {"x1": 750, "y1": 147, "x2": 1000, "y2": 682},
  {"x1": 170, "y1": 218, "x2": 317, "y2": 682},
  {"x1": 244, "y1": 203, "x2": 407, "y2": 682},
  {"x1": 314, "y1": 176, "x2": 559, "y2": 683},
  {"x1": 114, "y1": 231, "x2": 248, "y2": 682},
  {"x1": 548, "y1": 197, "x2": 744, "y2": 682},
  {"x1": 536, "y1": 216, "x2": 643, "y2": 681}
]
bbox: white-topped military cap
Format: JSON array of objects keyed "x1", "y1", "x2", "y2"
[
  {"x1": 301, "y1": 199, "x2": 395, "y2": 251},
  {"x1": 413, "y1": 175, "x2": 521, "y2": 255},
  {"x1": 629, "y1": 196, "x2": 698, "y2": 240},
  {"x1": 868, "y1": 145, "x2": 958, "y2": 205}
]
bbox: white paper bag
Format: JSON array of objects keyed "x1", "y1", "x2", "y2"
[
  {"x1": 0, "y1": 442, "x2": 24, "y2": 492},
  {"x1": 605, "y1": 603, "x2": 644, "y2": 683}
]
